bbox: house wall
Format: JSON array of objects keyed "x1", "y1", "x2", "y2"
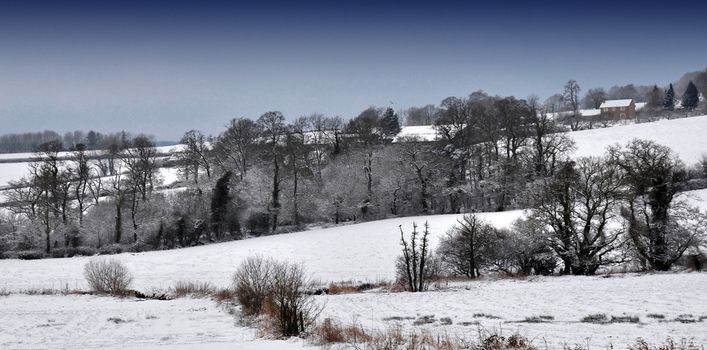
[{"x1": 600, "y1": 102, "x2": 636, "y2": 120}]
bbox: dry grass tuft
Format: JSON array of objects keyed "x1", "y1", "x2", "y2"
[
  {"x1": 171, "y1": 281, "x2": 216, "y2": 298},
  {"x1": 327, "y1": 282, "x2": 359, "y2": 295}
]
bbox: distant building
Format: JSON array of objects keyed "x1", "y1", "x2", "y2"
[{"x1": 599, "y1": 99, "x2": 636, "y2": 119}]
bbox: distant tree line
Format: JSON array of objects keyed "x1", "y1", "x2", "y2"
[
  {"x1": 0, "y1": 130, "x2": 160, "y2": 154},
  {"x1": 401, "y1": 68, "x2": 707, "y2": 129}
]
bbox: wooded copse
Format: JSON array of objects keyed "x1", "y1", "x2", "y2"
[{"x1": 1, "y1": 91, "x2": 706, "y2": 277}]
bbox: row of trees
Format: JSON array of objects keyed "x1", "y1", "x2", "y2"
[
  {"x1": 2, "y1": 134, "x2": 160, "y2": 254},
  {"x1": 396, "y1": 140, "x2": 705, "y2": 291},
  {"x1": 402, "y1": 75, "x2": 706, "y2": 127},
  {"x1": 0, "y1": 130, "x2": 146, "y2": 154}
]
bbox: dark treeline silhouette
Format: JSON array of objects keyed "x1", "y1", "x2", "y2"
[{"x1": 0, "y1": 130, "x2": 162, "y2": 154}]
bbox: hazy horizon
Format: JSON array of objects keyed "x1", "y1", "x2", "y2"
[{"x1": 1, "y1": 0, "x2": 706, "y2": 140}]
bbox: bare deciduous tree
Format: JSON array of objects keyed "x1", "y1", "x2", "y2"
[
  {"x1": 531, "y1": 157, "x2": 624, "y2": 275},
  {"x1": 396, "y1": 222, "x2": 437, "y2": 292}
]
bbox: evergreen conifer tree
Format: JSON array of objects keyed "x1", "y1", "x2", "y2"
[
  {"x1": 379, "y1": 107, "x2": 401, "y2": 137},
  {"x1": 647, "y1": 85, "x2": 663, "y2": 109},
  {"x1": 682, "y1": 81, "x2": 699, "y2": 110},
  {"x1": 663, "y1": 84, "x2": 675, "y2": 110}
]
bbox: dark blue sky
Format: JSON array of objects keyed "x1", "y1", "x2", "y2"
[{"x1": 1, "y1": 0, "x2": 706, "y2": 139}]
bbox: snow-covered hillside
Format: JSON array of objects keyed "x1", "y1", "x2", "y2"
[
  {"x1": 0, "y1": 144, "x2": 183, "y2": 188},
  {"x1": 569, "y1": 115, "x2": 707, "y2": 164},
  {"x1": 0, "y1": 211, "x2": 522, "y2": 291}
]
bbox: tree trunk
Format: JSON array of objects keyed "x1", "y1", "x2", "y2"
[
  {"x1": 292, "y1": 164, "x2": 299, "y2": 227},
  {"x1": 115, "y1": 200, "x2": 123, "y2": 243},
  {"x1": 271, "y1": 157, "x2": 280, "y2": 232}
]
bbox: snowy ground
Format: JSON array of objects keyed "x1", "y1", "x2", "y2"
[
  {"x1": 680, "y1": 188, "x2": 707, "y2": 211},
  {"x1": 0, "y1": 294, "x2": 304, "y2": 350},
  {"x1": 569, "y1": 115, "x2": 707, "y2": 164},
  {"x1": 0, "y1": 211, "x2": 522, "y2": 291},
  {"x1": 1, "y1": 205, "x2": 706, "y2": 348},
  {"x1": 316, "y1": 273, "x2": 707, "y2": 349}
]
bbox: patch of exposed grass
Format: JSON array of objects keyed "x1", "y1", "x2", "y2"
[
  {"x1": 581, "y1": 313, "x2": 608, "y2": 324},
  {"x1": 521, "y1": 315, "x2": 554, "y2": 323},
  {"x1": 107, "y1": 317, "x2": 130, "y2": 324},
  {"x1": 674, "y1": 314, "x2": 698, "y2": 323},
  {"x1": 611, "y1": 315, "x2": 640, "y2": 323},
  {"x1": 171, "y1": 281, "x2": 216, "y2": 298},
  {"x1": 382, "y1": 316, "x2": 415, "y2": 322},
  {"x1": 413, "y1": 315, "x2": 436, "y2": 325}
]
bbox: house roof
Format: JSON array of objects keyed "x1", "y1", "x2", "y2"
[
  {"x1": 393, "y1": 125, "x2": 440, "y2": 142},
  {"x1": 600, "y1": 99, "x2": 633, "y2": 108}
]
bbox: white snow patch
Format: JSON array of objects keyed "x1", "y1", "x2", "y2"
[
  {"x1": 0, "y1": 294, "x2": 304, "y2": 349},
  {"x1": 570, "y1": 115, "x2": 707, "y2": 164},
  {"x1": 316, "y1": 273, "x2": 707, "y2": 349}
]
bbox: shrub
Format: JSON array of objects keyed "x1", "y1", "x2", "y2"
[
  {"x1": 51, "y1": 247, "x2": 77, "y2": 258},
  {"x1": 313, "y1": 318, "x2": 347, "y2": 344},
  {"x1": 265, "y1": 261, "x2": 320, "y2": 337},
  {"x1": 84, "y1": 258, "x2": 133, "y2": 295},
  {"x1": 75, "y1": 246, "x2": 98, "y2": 256},
  {"x1": 213, "y1": 288, "x2": 236, "y2": 302},
  {"x1": 233, "y1": 256, "x2": 274, "y2": 316},
  {"x1": 17, "y1": 250, "x2": 46, "y2": 260},
  {"x1": 98, "y1": 243, "x2": 124, "y2": 255},
  {"x1": 247, "y1": 212, "x2": 270, "y2": 235},
  {"x1": 233, "y1": 256, "x2": 320, "y2": 337}
]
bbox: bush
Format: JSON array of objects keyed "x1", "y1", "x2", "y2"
[
  {"x1": 247, "y1": 212, "x2": 270, "y2": 235},
  {"x1": 51, "y1": 247, "x2": 77, "y2": 258},
  {"x1": 233, "y1": 256, "x2": 320, "y2": 337},
  {"x1": 1, "y1": 251, "x2": 19, "y2": 259},
  {"x1": 98, "y1": 243, "x2": 124, "y2": 255},
  {"x1": 17, "y1": 250, "x2": 46, "y2": 260},
  {"x1": 83, "y1": 258, "x2": 133, "y2": 295},
  {"x1": 265, "y1": 261, "x2": 320, "y2": 337},
  {"x1": 75, "y1": 246, "x2": 98, "y2": 256},
  {"x1": 233, "y1": 256, "x2": 274, "y2": 316}
]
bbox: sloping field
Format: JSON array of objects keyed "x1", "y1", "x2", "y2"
[
  {"x1": 0, "y1": 211, "x2": 522, "y2": 291},
  {"x1": 569, "y1": 115, "x2": 707, "y2": 164}
]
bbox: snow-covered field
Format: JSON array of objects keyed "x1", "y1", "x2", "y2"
[
  {"x1": 0, "y1": 144, "x2": 183, "y2": 188},
  {"x1": 1, "y1": 206, "x2": 706, "y2": 348},
  {"x1": 569, "y1": 115, "x2": 707, "y2": 164},
  {"x1": 0, "y1": 211, "x2": 522, "y2": 291},
  {"x1": 0, "y1": 294, "x2": 304, "y2": 350},
  {"x1": 318, "y1": 273, "x2": 707, "y2": 349}
]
